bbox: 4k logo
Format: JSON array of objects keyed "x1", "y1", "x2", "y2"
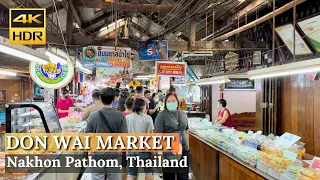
[{"x1": 9, "y1": 8, "x2": 46, "y2": 44}]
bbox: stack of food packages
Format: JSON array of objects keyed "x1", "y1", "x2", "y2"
[
  {"x1": 188, "y1": 120, "x2": 319, "y2": 178},
  {"x1": 59, "y1": 114, "x2": 86, "y2": 132},
  {"x1": 261, "y1": 141, "x2": 306, "y2": 160},
  {"x1": 298, "y1": 168, "x2": 320, "y2": 180},
  {"x1": 260, "y1": 152, "x2": 292, "y2": 173},
  {"x1": 282, "y1": 165, "x2": 303, "y2": 180}
]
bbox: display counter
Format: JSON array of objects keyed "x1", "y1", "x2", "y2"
[
  {"x1": 3, "y1": 102, "x2": 87, "y2": 180},
  {"x1": 189, "y1": 133, "x2": 275, "y2": 180},
  {"x1": 188, "y1": 118, "x2": 319, "y2": 180}
]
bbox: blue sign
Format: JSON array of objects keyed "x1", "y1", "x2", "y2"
[
  {"x1": 0, "y1": 113, "x2": 5, "y2": 124},
  {"x1": 139, "y1": 40, "x2": 168, "y2": 61}
]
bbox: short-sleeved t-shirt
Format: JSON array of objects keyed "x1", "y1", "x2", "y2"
[
  {"x1": 126, "y1": 113, "x2": 154, "y2": 133},
  {"x1": 132, "y1": 94, "x2": 149, "y2": 110},
  {"x1": 56, "y1": 97, "x2": 74, "y2": 118}
]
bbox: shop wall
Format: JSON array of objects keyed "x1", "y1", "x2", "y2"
[
  {"x1": 280, "y1": 74, "x2": 320, "y2": 156},
  {"x1": 0, "y1": 78, "x2": 22, "y2": 103},
  {"x1": 211, "y1": 84, "x2": 256, "y2": 117}
]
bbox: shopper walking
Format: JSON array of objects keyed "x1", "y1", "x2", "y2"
[
  {"x1": 132, "y1": 86, "x2": 149, "y2": 110},
  {"x1": 82, "y1": 90, "x2": 102, "y2": 120},
  {"x1": 118, "y1": 89, "x2": 129, "y2": 112},
  {"x1": 86, "y1": 87, "x2": 128, "y2": 180},
  {"x1": 148, "y1": 93, "x2": 161, "y2": 123},
  {"x1": 155, "y1": 92, "x2": 189, "y2": 180},
  {"x1": 112, "y1": 88, "x2": 120, "y2": 109},
  {"x1": 144, "y1": 90, "x2": 151, "y2": 100},
  {"x1": 157, "y1": 90, "x2": 164, "y2": 102},
  {"x1": 123, "y1": 98, "x2": 133, "y2": 116},
  {"x1": 126, "y1": 98, "x2": 154, "y2": 180},
  {"x1": 213, "y1": 99, "x2": 232, "y2": 127},
  {"x1": 56, "y1": 89, "x2": 83, "y2": 118}
]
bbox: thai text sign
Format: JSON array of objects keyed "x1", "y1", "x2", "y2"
[
  {"x1": 156, "y1": 61, "x2": 186, "y2": 77},
  {"x1": 82, "y1": 46, "x2": 131, "y2": 68}
]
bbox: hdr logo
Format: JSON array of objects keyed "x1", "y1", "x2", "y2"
[{"x1": 9, "y1": 8, "x2": 46, "y2": 44}]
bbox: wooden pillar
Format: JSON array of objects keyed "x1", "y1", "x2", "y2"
[
  {"x1": 66, "y1": 1, "x2": 73, "y2": 44},
  {"x1": 190, "y1": 18, "x2": 196, "y2": 50}
]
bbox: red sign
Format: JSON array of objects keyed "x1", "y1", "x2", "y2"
[{"x1": 156, "y1": 61, "x2": 186, "y2": 77}]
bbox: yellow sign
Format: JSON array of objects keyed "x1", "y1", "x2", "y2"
[{"x1": 9, "y1": 8, "x2": 46, "y2": 44}]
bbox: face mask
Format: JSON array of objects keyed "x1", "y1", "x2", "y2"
[
  {"x1": 167, "y1": 102, "x2": 178, "y2": 111},
  {"x1": 154, "y1": 98, "x2": 159, "y2": 102},
  {"x1": 217, "y1": 103, "x2": 221, "y2": 109},
  {"x1": 65, "y1": 96, "x2": 69, "y2": 99}
]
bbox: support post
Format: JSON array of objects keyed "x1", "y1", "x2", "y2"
[
  {"x1": 190, "y1": 18, "x2": 196, "y2": 50},
  {"x1": 66, "y1": 1, "x2": 73, "y2": 44}
]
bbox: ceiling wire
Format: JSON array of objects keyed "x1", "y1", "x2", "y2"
[{"x1": 52, "y1": 0, "x2": 70, "y2": 58}]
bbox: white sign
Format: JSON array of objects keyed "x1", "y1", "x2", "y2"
[
  {"x1": 298, "y1": 15, "x2": 320, "y2": 52},
  {"x1": 275, "y1": 132, "x2": 301, "y2": 148},
  {"x1": 30, "y1": 48, "x2": 74, "y2": 89},
  {"x1": 276, "y1": 24, "x2": 312, "y2": 55}
]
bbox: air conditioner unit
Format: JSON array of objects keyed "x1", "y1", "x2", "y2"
[
  {"x1": 182, "y1": 51, "x2": 213, "y2": 58},
  {"x1": 248, "y1": 58, "x2": 320, "y2": 79}
]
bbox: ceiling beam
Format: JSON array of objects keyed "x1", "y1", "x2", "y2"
[
  {"x1": 46, "y1": 2, "x2": 65, "y2": 14},
  {"x1": 82, "y1": 11, "x2": 112, "y2": 29},
  {"x1": 74, "y1": 0, "x2": 174, "y2": 13},
  {"x1": 214, "y1": 0, "x2": 306, "y2": 41},
  {"x1": 229, "y1": 0, "x2": 269, "y2": 23}
]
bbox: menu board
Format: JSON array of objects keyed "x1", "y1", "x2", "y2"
[
  {"x1": 225, "y1": 78, "x2": 255, "y2": 90},
  {"x1": 298, "y1": 15, "x2": 320, "y2": 52},
  {"x1": 275, "y1": 24, "x2": 312, "y2": 55}
]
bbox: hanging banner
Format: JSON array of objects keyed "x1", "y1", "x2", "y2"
[
  {"x1": 156, "y1": 61, "x2": 186, "y2": 77},
  {"x1": 252, "y1": 51, "x2": 261, "y2": 65},
  {"x1": 298, "y1": 15, "x2": 320, "y2": 52},
  {"x1": 275, "y1": 24, "x2": 312, "y2": 55},
  {"x1": 96, "y1": 68, "x2": 132, "y2": 87},
  {"x1": 224, "y1": 52, "x2": 239, "y2": 72},
  {"x1": 30, "y1": 48, "x2": 74, "y2": 89},
  {"x1": 139, "y1": 40, "x2": 168, "y2": 60},
  {"x1": 82, "y1": 46, "x2": 131, "y2": 68}
]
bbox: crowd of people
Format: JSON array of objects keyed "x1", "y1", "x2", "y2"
[{"x1": 80, "y1": 85, "x2": 190, "y2": 180}]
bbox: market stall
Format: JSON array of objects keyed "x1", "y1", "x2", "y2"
[
  {"x1": 188, "y1": 118, "x2": 319, "y2": 180},
  {"x1": 2, "y1": 102, "x2": 87, "y2": 179}
]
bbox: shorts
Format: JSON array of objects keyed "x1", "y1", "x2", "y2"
[{"x1": 126, "y1": 152, "x2": 154, "y2": 178}]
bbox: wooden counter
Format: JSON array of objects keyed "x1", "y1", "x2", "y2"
[{"x1": 189, "y1": 133, "x2": 275, "y2": 180}]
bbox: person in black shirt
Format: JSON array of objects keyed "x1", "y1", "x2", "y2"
[{"x1": 148, "y1": 93, "x2": 160, "y2": 123}]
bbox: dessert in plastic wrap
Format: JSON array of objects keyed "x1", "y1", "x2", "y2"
[
  {"x1": 260, "y1": 152, "x2": 292, "y2": 173},
  {"x1": 297, "y1": 168, "x2": 320, "y2": 180},
  {"x1": 282, "y1": 165, "x2": 303, "y2": 180}
]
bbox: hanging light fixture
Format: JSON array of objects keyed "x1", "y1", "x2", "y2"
[
  {"x1": 248, "y1": 58, "x2": 320, "y2": 79},
  {"x1": 196, "y1": 76, "x2": 230, "y2": 85},
  {"x1": 0, "y1": 36, "x2": 50, "y2": 64}
]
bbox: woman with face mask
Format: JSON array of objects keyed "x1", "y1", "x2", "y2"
[
  {"x1": 154, "y1": 92, "x2": 189, "y2": 180},
  {"x1": 147, "y1": 93, "x2": 161, "y2": 123},
  {"x1": 213, "y1": 99, "x2": 232, "y2": 127}
]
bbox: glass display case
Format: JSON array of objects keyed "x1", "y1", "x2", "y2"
[{"x1": 5, "y1": 102, "x2": 62, "y2": 133}]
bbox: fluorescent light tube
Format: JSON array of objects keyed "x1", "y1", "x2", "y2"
[
  {"x1": 45, "y1": 50, "x2": 68, "y2": 65},
  {"x1": 250, "y1": 66, "x2": 320, "y2": 79},
  {"x1": 0, "y1": 44, "x2": 48, "y2": 64},
  {"x1": 134, "y1": 77, "x2": 149, "y2": 80},
  {"x1": 196, "y1": 80, "x2": 226, "y2": 85},
  {"x1": 0, "y1": 70, "x2": 17, "y2": 76},
  {"x1": 0, "y1": 36, "x2": 50, "y2": 64},
  {"x1": 196, "y1": 76, "x2": 230, "y2": 85},
  {"x1": 248, "y1": 58, "x2": 320, "y2": 79}
]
